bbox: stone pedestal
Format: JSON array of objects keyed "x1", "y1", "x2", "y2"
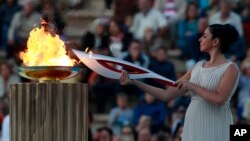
[{"x1": 10, "y1": 83, "x2": 88, "y2": 141}]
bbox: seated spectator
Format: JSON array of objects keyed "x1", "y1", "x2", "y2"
[
  {"x1": 7, "y1": 0, "x2": 41, "y2": 58},
  {"x1": 93, "y1": 126, "x2": 113, "y2": 141},
  {"x1": 2, "y1": 114, "x2": 9, "y2": 141},
  {"x1": 108, "y1": 93, "x2": 133, "y2": 135},
  {"x1": 132, "y1": 93, "x2": 168, "y2": 133},
  {"x1": 136, "y1": 115, "x2": 151, "y2": 132},
  {"x1": 170, "y1": 106, "x2": 185, "y2": 136},
  {"x1": 120, "y1": 40, "x2": 149, "y2": 68},
  {"x1": 154, "y1": 0, "x2": 187, "y2": 47},
  {"x1": 242, "y1": 97, "x2": 250, "y2": 124},
  {"x1": 121, "y1": 15, "x2": 133, "y2": 34},
  {"x1": 201, "y1": 0, "x2": 220, "y2": 18},
  {"x1": 145, "y1": 46, "x2": 176, "y2": 89},
  {"x1": 209, "y1": 0, "x2": 243, "y2": 36},
  {"x1": 237, "y1": 58, "x2": 250, "y2": 120},
  {"x1": 185, "y1": 17, "x2": 209, "y2": 61},
  {"x1": 109, "y1": 20, "x2": 133, "y2": 57},
  {"x1": 0, "y1": 61, "x2": 20, "y2": 102},
  {"x1": 0, "y1": 0, "x2": 21, "y2": 53},
  {"x1": 142, "y1": 28, "x2": 165, "y2": 53},
  {"x1": 137, "y1": 128, "x2": 152, "y2": 141},
  {"x1": 130, "y1": 0, "x2": 167, "y2": 40},
  {"x1": 80, "y1": 18, "x2": 109, "y2": 54},
  {"x1": 209, "y1": 0, "x2": 247, "y2": 61},
  {"x1": 226, "y1": 36, "x2": 247, "y2": 61},
  {"x1": 236, "y1": 0, "x2": 250, "y2": 46},
  {"x1": 119, "y1": 40, "x2": 149, "y2": 96},
  {"x1": 172, "y1": 122, "x2": 183, "y2": 141},
  {"x1": 120, "y1": 125, "x2": 136, "y2": 141},
  {"x1": 151, "y1": 126, "x2": 172, "y2": 141},
  {"x1": 235, "y1": 0, "x2": 250, "y2": 23},
  {"x1": 177, "y1": 2, "x2": 199, "y2": 59},
  {"x1": 169, "y1": 94, "x2": 190, "y2": 114},
  {"x1": 154, "y1": 0, "x2": 187, "y2": 23},
  {"x1": 137, "y1": 129, "x2": 152, "y2": 141}
]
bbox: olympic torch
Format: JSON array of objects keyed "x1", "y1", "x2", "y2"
[{"x1": 73, "y1": 49, "x2": 177, "y2": 87}]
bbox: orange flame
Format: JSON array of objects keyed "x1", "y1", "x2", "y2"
[{"x1": 19, "y1": 22, "x2": 76, "y2": 66}]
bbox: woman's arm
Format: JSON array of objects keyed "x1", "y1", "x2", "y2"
[
  {"x1": 120, "y1": 70, "x2": 192, "y2": 101},
  {"x1": 180, "y1": 64, "x2": 239, "y2": 106}
]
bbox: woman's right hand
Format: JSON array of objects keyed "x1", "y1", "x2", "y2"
[{"x1": 120, "y1": 70, "x2": 133, "y2": 85}]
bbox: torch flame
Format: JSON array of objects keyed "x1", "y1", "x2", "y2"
[{"x1": 19, "y1": 21, "x2": 76, "y2": 66}]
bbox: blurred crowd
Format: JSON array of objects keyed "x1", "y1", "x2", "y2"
[{"x1": 1, "y1": 0, "x2": 250, "y2": 141}]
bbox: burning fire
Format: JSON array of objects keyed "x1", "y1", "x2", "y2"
[{"x1": 19, "y1": 20, "x2": 76, "y2": 66}]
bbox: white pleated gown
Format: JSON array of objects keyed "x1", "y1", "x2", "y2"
[{"x1": 182, "y1": 61, "x2": 239, "y2": 141}]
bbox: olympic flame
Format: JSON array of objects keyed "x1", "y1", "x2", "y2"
[{"x1": 19, "y1": 20, "x2": 76, "y2": 66}]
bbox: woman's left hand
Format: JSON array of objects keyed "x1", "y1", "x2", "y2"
[{"x1": 176, "y1": 79, "x2": 193, "y2": 91}]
